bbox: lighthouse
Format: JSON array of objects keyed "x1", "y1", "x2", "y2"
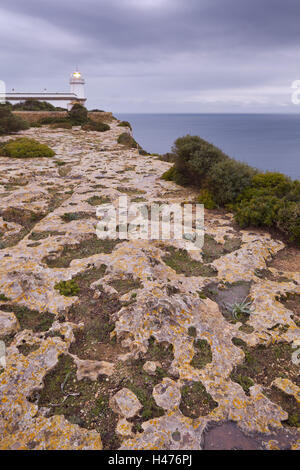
[
  {"x1": 4, "y1": 71, "x2": 87, "y2": 109},
  {"x1": 69, "y1": 70, "x2": 86, "y2": 109}
]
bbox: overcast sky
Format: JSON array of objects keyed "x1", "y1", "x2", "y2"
[{"x1": 1, "y1": 0, "x2": 300, "y2": 113}]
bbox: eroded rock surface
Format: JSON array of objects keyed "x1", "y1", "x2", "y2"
[
  {"x1": 110, "y1": 388, "x2": 143, "y2": 419},
  {"x1": 0, "y1": 311, "x2": 20, "y2": 338},
  {"x1": 0, "y1": 122, "x2": 299, "y2": 450}
]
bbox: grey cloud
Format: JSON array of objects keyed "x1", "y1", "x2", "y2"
[{"x1": 0, "y1": 0, "x2": 299, "y2": 112}]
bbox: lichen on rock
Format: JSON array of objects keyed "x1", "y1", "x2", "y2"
[{"x1": 0, "y1": 121, "x2": 299, "y2": 450}]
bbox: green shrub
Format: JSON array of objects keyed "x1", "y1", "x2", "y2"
[
  {"x1": 161, "y1": 166, "x2": 189, "y2": 185},
  {"x1": 159, "y1": 152, "x2": 176, "y2": 162},
  {"x1": 207, "y1": 158, "x2": 257, "y2": 206},
  {"x1": 250, "y1": 172, "x2": 293, "y2": 197},
  {"x1": 248, "y1": 173, "x2": 300, "y2": 206},
  {"x1": 277, "y1": 202, "x2": 300, "y2": 243},
  {"x1": 38, "y1": 117, "x2": 69, "y2": 125},
  {"x1": 68, "y1": 103, "x2": 88, "y2": 125},
  {"x1": 117, "y1": 121, "x2": 132, "y2": 130},
  {"x1": 234, "y1": 194, "x2": 284, "y2": 228},
  {"x1": 172, "y1": 135, "x2": 229, "y2": 186},
  {"x1": 197, "y1": 189, "x2": 217, "y2": 209},
  {"x1": 2, "y1": 101, "x2": 13, "y2": 110},
  {"x1": 161, "y1": 167, "x2": 176, "y2": 181},
  {"x1": 0, "y1": 293, "x2": 10, "y2": 301},
  {"x1": 160, "y1": 133, "x2": 300, "y2": 245},
  {"x1": 82, "y1": 121, "x2": 110, "y2": 132},
  {"x1": 1, "y1": 138, "x2": 55, "y2": 158},
  {"x1": 233, "y1": 172, "x2": 300, "y2": 238},
  {"x1": 12, "y1": 100, "x2": 66, "y2": 111},
  {"x1": 0, "y1": 105, "x2": 29, "y2": 135},
  {"x1": 233, "y1": 173, "x2": 300, "y2": 244},
  {"x1": 285, "y1": 180, "x2": 300, "y2": 203},
  {"x1": 117, "y1": 132, "x2": 138, "y2": 149},
  {"x1": 54, "y1": 280, "x2": 79, "y2": 297}
]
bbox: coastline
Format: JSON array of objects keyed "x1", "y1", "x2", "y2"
[{"x1": 0, "y1": 119, "x2": 299, "y2": 450}]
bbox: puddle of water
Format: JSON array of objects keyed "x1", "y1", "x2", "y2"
[
  {"x1": 203, "y1": 422, "x2": 260, "y2": 450},
  {"x1": 204, "y1": 282, "x2": 251, "y2": 322},
  {"x1": 202, "y1": 421, "x2": 297, "y2": 450}
]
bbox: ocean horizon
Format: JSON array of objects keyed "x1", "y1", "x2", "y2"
[{"x1": 116, "y1": 113, "x2": 300, "y2": 179}]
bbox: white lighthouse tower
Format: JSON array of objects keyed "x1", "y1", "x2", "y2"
[{"x1": 69, "y1": 70, "x2": 86, "y2": 109}]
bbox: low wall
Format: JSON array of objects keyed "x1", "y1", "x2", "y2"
[
  {"x1": 13, "y1": 111, "x2": 114, "y2": 124},
  {"x1": 88, "y1": 112, "x2": 114, "y2": 124},
  {"x1": 13, "y1": 111, "x2": 67, "y2": 123}
]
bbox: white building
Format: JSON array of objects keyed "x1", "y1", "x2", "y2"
[
  {"x1": 70, "y1": 71, "x2": 86, "y2": 101},
  {"x1": 1, "y1": 71, "x2": 87, "y2": 109}
]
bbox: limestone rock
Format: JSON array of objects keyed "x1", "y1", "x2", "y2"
[
  {"x1": 0, "y1": 122, "x2": 299, "y2": 449},
  {"x1": 110, "y1": 388, "x2": 142, "y2": 418},
  {"x1": 73, "y1": 357, "x2": 115, "y2": 381},
  {"x1": 120, "y1": 411, "x2": 207, "y2": 450},
  {"x1": 272, "y1": 378, "x2": 300, "y2": 403},
  {"x1": 116, "y1": 418, "x2": 134, "y2": 437},
  {"x1": 0, "y1": 311, "x2": 20, "y2": 338},
  {"x1": 153, "y1": 378, "x2": 181, "y2": 410},
  {"x1": 143, "y1": 361, "x2": 159, "y2": 375}
]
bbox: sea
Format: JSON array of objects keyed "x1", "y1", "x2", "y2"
[{"x1": 116, "y1": 113, "x2": 300, "y2": 180}]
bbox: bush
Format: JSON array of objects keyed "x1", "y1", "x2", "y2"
[
  {"x1": 161, "y1": 167, "x2": 176, "y2": 181},
  {"x1": 207, "y1": 158, "x2": 257, "y2": 206},
  {"x1": 232, "y1": 171, "x2": 300, "y2": 243},
  {"x1": 161, "y1": 166, "x2": 189, "y2": 186},
  {"x1": 82, "y1": 121, "x2": 110, "y2": 132},
  {"x1": 172, "y1": 135, "x2": 229, "y2": 186},
  {"x1": 1, "y1": 138, "x2": 55, "y2": 158},
  {"x1": 163, "y1": 134, "x2": 300, "y2": 245},
  {"x1": 0, "y1": 105, "x2": 29, "y2": 135},
  {"x1": 38, "y1": 117, "x2": 69, "y2": 125},
  {"x1": 12, "y1": 100, "x2": 66, "y2": 111},
  {"x1": 68, "y1": 103, "x2": 88, "y2": 125},
  {"x1": 234, "y1": 194, "x2": 284, "y2": 228},
  {"x1": 277, "y1": 202, "x2": 300, "y2": 243},
  {"x1": 249, "y1": 172, "x2": 293, "y2": 197},
  {"x1": 117, "y1": 121, "x2": 132, "y2": 130},
  {"x1": 159, "y1": 152, "x2": 176, "y2": 163},
  {"x1": 54, "y1": 280, "x2": 79, "y2": 297},
  {"x1": 2, "y1": 101, "x2": 13, "y2": 110},
  {"x1": 233, "y1": 172, "x2": 299, "y2": 228},
  {"x1": 117, "y1": 132, "x2": 138, "y2": 149},
  {"x1": 197, "y1": 189, "x2": 217, "y2": 209}
]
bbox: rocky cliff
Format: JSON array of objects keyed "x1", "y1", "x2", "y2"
[{"x1": 0, "y1": 122, "x2": 299, "y2": 450}]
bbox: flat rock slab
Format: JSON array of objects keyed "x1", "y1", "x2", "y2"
[
  {"x1": 0, "y1": 311, "x2": 20, "y2": 338},
  {"x1": 202, "y1": 421, "x2": 299, "y2": 451},
  {"x1": 153, "y1": 378, "x2": 181, "y2": 410},
  {"x1": 116, "y1": 418, "x2": 134, "y2": 437},
  {"x1": 110, "y1": 388, "x2": 142, "y2": 418},
  {"x1": 73, "y1": 357, "x2": 115, "y2": 381},
  {"x1": 143, "y1": 361, "x2": 159, "y2": 375}
]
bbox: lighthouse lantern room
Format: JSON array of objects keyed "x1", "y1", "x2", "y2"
[{"x1": 70, "y1": 70, "x2": 85, "y2": 100}]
